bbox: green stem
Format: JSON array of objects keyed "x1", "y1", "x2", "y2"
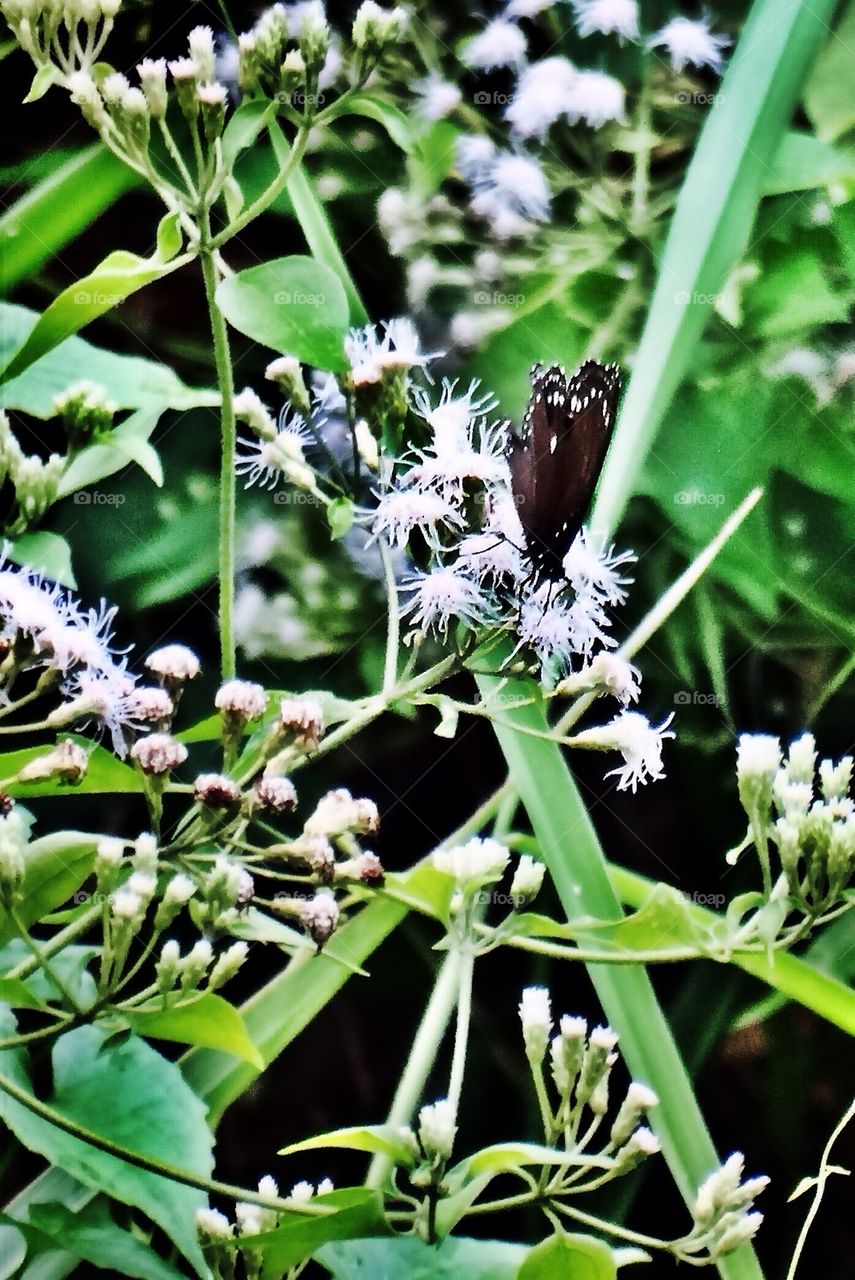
[
  {"x1": 0, "y1": 1066, "x2": 330, "y2": 1216},
  {"x1": 446, "y1": 944, "x2": 475, "y2": 1117},
  {"x1": 379, "y1": 538, "x2": 400, "y2": 696},
  {"x1": 8, "y1": 907, "x2": 83, "y2": 1014},
  {"x1": 199, "y1": 232, "x2": 237, "y2": 681},
  {"x1": 365, "y1": 951, "x2": 461, "y2": 1190},
  {"x1": 211, "y1": 124, "x2": 310, "y2": 248},
  {"x1": 6, "y1": 904, "x2": 100, "y2": 981}
]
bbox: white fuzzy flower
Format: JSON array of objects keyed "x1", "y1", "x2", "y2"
[
  {"x1": 518, "y1": 590, "x2": 581, "y2": 670},
  {"x1": 505, "y1": 0, "x2": 551, "y2": 15},
  {"x1": 411, "y1": 379, "x2": 498, "y2": 447},
  {"x1": 572, "y1": 0, "x2": 639, "y2": 40},
  {"x1": 458, "y1": 531, "x2": 526, "y2": 585},
  {"x1": 464, "y1": 17, "x2": 527, "y2": 72},
  {"x1": 415, "y1": 73, "x2": 461, "y2": 121},
  {"x1": 418, "y1": 1098, "x2": 457, "y2": 1160},
  {"x1": 469, "y1": 151, "x2": 551, "y2": 228},
  {"x1": 519, "y1": 986, "x2": 552, "y2": 1061},
  {"x1": 455, "y1": 135, "x2": 497, "y2": 183},
  {"x1": 131, "y1": 733, "x2": 188, "y2": 775},
  {"x1": 561, "y1": 652, "x2": 641, "y2": 705},
  {"x1": 345, "y1": 318, "x2": 441, "y2": 385},
  {"x1": 563, "y1": 530, "x2": 635, "y2": 604},
  {"x1": 575, "y1": 711, "x2": 676, "y2": 792},
  {"x1": 403, "y1": 565, "x2": 492, "y2": 635},
  {"x1": 648, "y1": 16, "x2": 730, "y2": 74},
  {"x1": 145, "y1": 644, "x2": 200, "y2": 682},
  {"x1": 372, "y1": 489, "x2": 464, "y2": 548},
  {"x1": 563, "y1": 69, "x2": 626, "y2": 127},
  {"x1": 54, "y1": 667, "x2": 139, "y2": 757},
  {"x1": 505, "y1": 56, "x2": 576, "y2": 139},
  {"x1": 216, "y1": 679, "x2": 268, "y2": 720},
  {"x1": 196, "y1": 1207, "x2": 233, "y2": 1239},
  {"x1": 236, "y1": 416, "x2": 311, "y2": 489},
  {"x1": 433, "y1": 836, "x2": 510, "y2": 889}
]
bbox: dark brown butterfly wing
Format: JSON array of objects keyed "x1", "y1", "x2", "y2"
[{"x1": 508, "y1": 360, "x2": 621, "y2": 581}]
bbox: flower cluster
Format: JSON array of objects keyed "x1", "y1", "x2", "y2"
[
  {"x1": 376, "y1": 5, "x2": 730, "y2": 345},
  {"x1": 734, "y1": 731, "x2": 855, "y2": 912}
]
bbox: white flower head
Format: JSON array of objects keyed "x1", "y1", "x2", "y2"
[
  {"x1": 433, "y1": 836, "x2": 510, "y2": 892},
  {"x1": 563, "y1": 69, "x2": 626, "y2": 127},
  {"x1": 648, "y1": 16, "x2": 730, "y2": 74},
  {"x1": 563, "y1": 530, "x2": 635, "y2": 605},
  {"x1": 572, "y1": 0, "x2": 639, "y2": 40},
  {"x1": 505, "y1": 56, "x2": 576, "y2": 139},
  {"x1": 464, "y1": 17, "x2": 527, "y2": 72},
  {"x1": 403, "y1": 565, "x2": 492, "y2": 636},
  {"x1": 469, "y1": 150, "x2": 551, "y2": 228},
  {"x1": 418, "y1": 1098, "x2": 457, "y2": 1160},
  {"x1": 345, "y1": 318, "x2": 441, "y2": 385},
  {"x1": 519, "y1": 986, "x2": 552, "y2": 1061},
  {"x1": 371, "y1": 489, "x2": 464, "y2": 549},
  {"x1": 415, "y1": 73, "x2": 462, "y2": 122},
  {"x1": 235, "y1": 413, "x2": 311, "y2": 490},
  {"x1": 574, "y1": 711, "x2": 676, "y2": 791}
]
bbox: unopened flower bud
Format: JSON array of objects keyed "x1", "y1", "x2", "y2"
[
  {"x1": 216, "y1": 679, "x2": 268, "y2": 724},
  {"x1": 155, "y1": 873, "x2": 196, "y2": 929},
  {"x1": 576, "y1": 1025, "x2": 618, "y2": 1108},
  {"x1": 820, "y1": 756, "x2": 853, "y2": 801},
  {"x1": 156, "y1": 938, "x2": 181, "y2": 992},
  {"x1": 737, "y1": 734, "x2": 781, "y2": 821},
  {"x1": 335, "y1": 851, "x2": 384, "y2": 884},
  {"x1": 297, "y1": 1, "x2": 329, "y2": 73},
  {"x1": 550, "y1": 1014, "x2": 587, "y2": 1096},
  {"x1": 145, "y1": 644, "x2": 200, "y2": 690},
  {"x1": 195, "y1": 1207, "x2": 232, "y2": 1239},
  {"x1": 133, "y1": 832, "x2": 159, "y2": 871},
  {"x1": 17, "y1": 739, "x2": 89, "y2": 784},
  {"x1": 352, "y1": 1, "x2": 404, "y2": 55},
  {"x1": 209, "y1": 940, "x2": 249, "y2": 989},
  {"x1": 613, "y1": 1126, "x2": 660, "y2": 1172},
  {"x1": 181, "y1": 938, "x2": 214, "y2": 990},
  {"x1": 131, "y1": 733, "x2": 188, "y2": 776},
  {"x1": 188, "y1": 25, "x2": 216, "y2": 80},
  {"x1": 611, "y1": 1082, "x2": 659, "y2": 1148},
  {"x1": 509, "y1": 855, "x2": 545, "y2": 907},
  {"x1": 299, "y1": 890, "x2": 339, "y2": 947},
  {"x1": 127, "y1": 687, "x2": 174, "y2": 725},
  {"x1": 785, "y1": 732, "x2": 817, "y2": 786},
  {"x1": 233, "y1": 388, "x2": 277, "y2": 440},
  {"x1": 253, "y1": 775, "x2": 298, "y2": 814},
  {"x1": 194, "y1": 773, "x2": 241, "y2": 808},
  {"x1": 418, "y1": 1098, "x2": 456, "y2": 1162},
  {"x1": 265, "y1": 357, "x2": 311, "y2": 415},
  {"x1": 519, "y1": 986, "x2": 552, "y2": 1064},
  {"x1": 279, "y1": 697, "x2": 325, "y2": 749},
  {"x1": 197, "y1": 80, "x2": 227, "y2": 139},
  {"x1": 137, "y1": 58, "x2": 168, "y2": 117}
]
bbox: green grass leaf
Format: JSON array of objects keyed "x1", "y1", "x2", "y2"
[
  {"x1": 0, "y1": 145, "x2": 139, "y2": 294},
  {"x1": 593, "y1": 0, "x2": 839, "y2": 536},
  {"x1": 517, "y1": 1232, "x2": 617, "y2": 1280}
]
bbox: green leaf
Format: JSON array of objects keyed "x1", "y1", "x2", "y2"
[
  {"x1": 1, "y1": 736, "x2": 141, "y2": 799},
  {"x1": 325, "y1": 91, "x2": 417, "y2": 153},
  {"x1": 56, "y1": 406, "x2": 164, "y2": 497},
  {"x1": 0, "y1": 145, "x2": 138, "y2": 293},
  {"x1": 517, "y1": 1232, "x2": 617, "y2": 1280},
  {"x1": 124, "y1": 993, "x2": 263, "y2": 1068},
  {"x1": 592, "y1": 0, "x2": 839, "y2": 536},
  {"x1": 451, "y1": 1142, "x2": 610, "y2": 1181},
  {"x1": 0, "y1": 832, "x2": 98, "y2": 948},
  {"x1": 282, "y1": 156, "x2": 369, "y2": 326},
  {"x1": 6, "y1": 532, "x2": 76, "y2": 588},
  {"x1": 22, "y1": 63, "x2": 58, "y2": 103},
  {"x1": 215, "y1": 255, "x2": 350, "y2": 372},
  {"x1": 0, "y1": 302, "x2": 218, "y2": 417},
  {"x1": 249, "y1": 1188, "x2": 389, "y2": 1279},
  {"x1": 318, "y1": 1236, "x2": 528, "y2": 1280},
  {"x1": 279, "y1": 1124, "x2": 416, "y2": 1165},
  {"x1": 0, "y1": 1018, "x2": 213, "y2": 1277},
  {"x1": 0, "y1": 216, "x2": 190, "y2": 385},
  {"x1": 804, "y1": 0, "x2": 855, "y2": 141},
  {"x1": 222, "y1": 98, "x2": 275, "y2": 168},
  {"x1": 0, "y1": 977, "x2": 46, "y2": 1011},
  {"x1": 763, "y1": 131, "x2": 855, "y2": 194},
  {"x1": 327, "y1": 497, "x2": 354, "y2": 540},
  {"x1": 27, "y1": 1198, "x2": 186, "y2": 1280}
]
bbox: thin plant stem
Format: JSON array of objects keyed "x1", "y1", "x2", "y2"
[
  {"x1": 379, "y1": 537, "x2": 399, "y2": 695},
  {"x1": 199, "y1": 228, "x2": 237, "y2": 681},
  {"x1": 447, "y1": 944, "x2": 475, "y2": 1117},
  {"x1": 365, "y1": 951, "x2": 462, "y2": 1190},
  {"x1": 785, "y1": 1098, "x2": 855, "y2": 1280}
]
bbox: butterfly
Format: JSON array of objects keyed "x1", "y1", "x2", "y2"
[{"x1": 506, "y1": 360, "x2": 622, "y2": 583}]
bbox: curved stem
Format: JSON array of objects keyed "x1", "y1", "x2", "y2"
[{"x1": 447, "y1": 944, "x2": 475, "y2": 1117}]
